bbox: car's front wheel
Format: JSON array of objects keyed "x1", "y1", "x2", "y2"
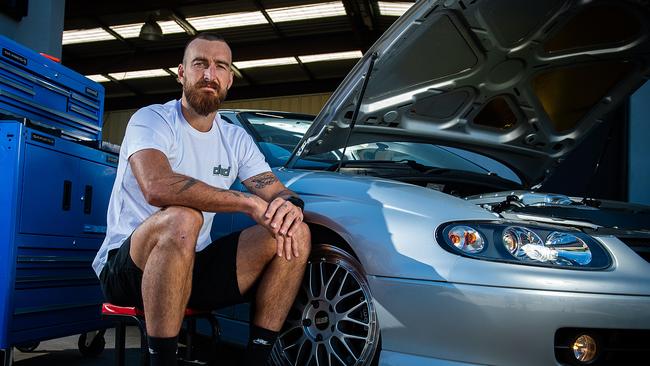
[{"x1": 271, "y1": 244, "x2": 379, "y2": 366}]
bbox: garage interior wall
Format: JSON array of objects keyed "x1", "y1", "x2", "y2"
[{"x1": 102, "y1": 92, "x2": 332, "y2": 145}]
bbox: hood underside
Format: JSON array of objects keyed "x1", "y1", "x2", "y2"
[{"x1": 294, "y1": 0, "x2": 650, "y2": 187}]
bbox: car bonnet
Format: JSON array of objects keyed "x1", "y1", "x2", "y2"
[{"x1": 290, "y1": 0, "x2": 650, "y2": 187}]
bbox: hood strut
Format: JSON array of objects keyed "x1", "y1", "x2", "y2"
[{"x1": 336, "y1": 52, "x2": 378, "y2": 172}]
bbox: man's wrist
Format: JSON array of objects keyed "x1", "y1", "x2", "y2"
[{"x1": 286, "y1": 196, "x2": 305, "y2": 212}]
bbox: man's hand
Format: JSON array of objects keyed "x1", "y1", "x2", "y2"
[
  {"x1": 246, "y1": 195, "x2": 303, "y2": 260},
  {"x1": 242, "y1": 172, "x2": 306, "y2": 261},
  {"x1": 266, "y1": 197, "x2": 303, "y2": 260}
]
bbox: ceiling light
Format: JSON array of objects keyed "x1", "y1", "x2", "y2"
[
  {"x1": 108, "y1": 69, "x2": 170, "y2": 80},
  {"x1": 110, "y1": 23, "x2": 144, "y2": 38},
  {"x1": 267, "y1": 1, "x2": 347, "y2": 22},
  {"x1": 86, "y1": 74, "x2": 110, "y2": 83},
  {"x1": 62, "y1": 28, "x2": 115, "y2": 45},
  {"x1": 158, "y1": 21, "x2": 186, "y2": 34},
  {"x1": 378, "y1": 1, "x2": 414, "y2": 17},
  {"x1": 140, "y1": 17, "x2": 163, "y2": 41},
  {"x1": 111, "y1": 21, "x2": 185, "y2": 38},
  {"x1": 299, "y1": 50, "x2": 363, "y2": 63},
  {"x1": 186, "y1": 11, "x2": 268, "y2": 30},
  {"x1": 234, "y1": 57, "x2": 298, "y2": 69}
]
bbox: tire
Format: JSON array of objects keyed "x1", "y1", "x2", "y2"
[
  {"x1": 78, "y1": 331, "x2": 106, "y2": 357},
  {"x1": 15, "y1": 341, "x2": 39, "y2": 352},
  {"x1": 270, "y1": 244, "x2": 380, "y2": 366}
]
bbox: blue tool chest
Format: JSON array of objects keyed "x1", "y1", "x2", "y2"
[
  {"x1": 0, "y1": 36, "x2": 116, "y2": 364},
  {"x1": 0, "y1": 35, "x2": 103, "y2": 141}
]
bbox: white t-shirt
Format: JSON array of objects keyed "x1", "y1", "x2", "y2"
[{"x1": 92, "y1": 100, "x2": 271, "y2": 277}]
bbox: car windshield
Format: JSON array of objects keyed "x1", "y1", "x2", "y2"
[{"x1": 239, "y1": 111, "x2": 521, "y2": 184}]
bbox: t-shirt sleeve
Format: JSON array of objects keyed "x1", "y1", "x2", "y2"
[
  {"x1": 122, "y1": 106, "x2": 174, "y2": 159},
  {"x1": 236, "y1": 131, "x2": 271, "y2": 181}
]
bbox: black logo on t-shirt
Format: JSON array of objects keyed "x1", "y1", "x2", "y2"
[{"x1": 213, "y1": 165, "x2": 231, "y2": 177}]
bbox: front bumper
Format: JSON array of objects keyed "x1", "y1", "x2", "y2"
[{"x1": 370, "y1": 276, "x2": 650, "y2": 366}]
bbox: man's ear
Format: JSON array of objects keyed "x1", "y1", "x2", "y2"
[{"x1": 177, "y1": 64, "x2": 184, "y2": 84}]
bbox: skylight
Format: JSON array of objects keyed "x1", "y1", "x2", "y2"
[
  {"x1": 110, "y1": 21, "x2": 186, "y2": 38},
  {"x1": 62, "y1": 28, "x2": 115, "y2": 45},
  {"x1": 108, "y1": 69, "x2": 171, "y2": 80},
  {"x1": 86, "y1": 74, "x2": 110, "y2": 83},
  {"x1": 186, "y1": 11, "x2": 268, "y2": 30},
  {"x1": 266, "y1": 1, "x2": 347, "y2": 22},
  {"x1": 233, "y1": 57, "x2": 299, "y2": 69},
  {"x1": 378, "y1": 1, "x2": 414, "y2": 17},
  {"x1": 298, "y1": 50, "x2": 362, "y2": 63}
]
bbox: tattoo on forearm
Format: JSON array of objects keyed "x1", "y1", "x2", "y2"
[
  {"x1": 248, "y1": 172, "x2": 278, "y2": 189},
  {"x1": 178, "y1": 178, "x2": 198, "y2": 193},
  {"x1": 169, "y1": 174, "x2": 198, "y2": 193}
]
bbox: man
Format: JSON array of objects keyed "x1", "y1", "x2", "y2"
[{"x1": 91, "y1": 33, "x2": 311, "y2": 366}]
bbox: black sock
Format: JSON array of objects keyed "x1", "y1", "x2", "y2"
[
  {"x1": 241, "y1": 325, "x2": 279, "y2": 366},
  {"x1": 147, "y1": 335, "x2": 178, "y2": 366}
]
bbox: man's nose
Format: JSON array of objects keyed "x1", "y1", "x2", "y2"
[{"x1": 203, "y1": 64, "x2": 218, "y2": 81}]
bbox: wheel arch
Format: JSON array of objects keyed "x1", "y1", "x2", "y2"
[{"x1": 307, "y1": 222, "x2": 361, "y2": 263}]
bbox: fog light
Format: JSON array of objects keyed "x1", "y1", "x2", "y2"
[{"x1": 572, "y1": 334, "x2": 597, "y2": 363}]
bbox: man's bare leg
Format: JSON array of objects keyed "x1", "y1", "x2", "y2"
[
  {"x1": 128, "y1": 206, "x2": 203, "y2": 365},
  {"x1": 235, "y1": 222, "x2": 311, "y2": 365}
]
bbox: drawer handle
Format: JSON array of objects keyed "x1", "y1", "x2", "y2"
[
  {"x1": 83, "y1": 185, "x2": 93, "y2": 214},
  {"x1": 62, "y1": 180, "x2": 72, "y2": 211}
]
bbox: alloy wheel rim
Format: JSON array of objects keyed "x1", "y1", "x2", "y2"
[{"x1": 274, "y1": 247, "x2": 378, "y2": 366}]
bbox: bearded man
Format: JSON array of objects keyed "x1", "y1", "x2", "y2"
[{"x1": 92, "y1": 33, "x2": 311, "y2": 366}]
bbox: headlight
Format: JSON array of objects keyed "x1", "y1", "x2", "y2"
[
  {"x1": 545, "y1": 231, "x2": 592, "y2": 265},
  {"x1": 438, "y1": 222, "x2": 611, "y2": 269}
]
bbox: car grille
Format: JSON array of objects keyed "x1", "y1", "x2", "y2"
[
  {"x1": 618, "y1": 237, "x2": 650, "y2": 263},
  {"x1": 555, "y1": 328, "x2": 650, "y2": 366}
]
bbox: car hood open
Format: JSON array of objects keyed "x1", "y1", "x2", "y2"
[{"x1": 291, "y1": 0, "x2": 650, "y2": 187}]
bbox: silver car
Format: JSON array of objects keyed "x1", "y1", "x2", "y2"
[{"x1": 215, "y1": 0, "x2": 650, "y2": 365}]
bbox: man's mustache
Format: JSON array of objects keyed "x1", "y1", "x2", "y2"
[{"x1": 194, "y1": 80, "x2": 221, "y2": 90}]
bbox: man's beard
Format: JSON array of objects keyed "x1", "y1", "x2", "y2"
[{"x1": 183, "y1": 79, "x2": 228, "y2": 116}]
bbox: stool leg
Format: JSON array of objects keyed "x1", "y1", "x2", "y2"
[
  {"x1": 115, "y1": 322, "x2": 126, "y2": 366},
  {"x1": 207, "y1": 315, "x2": 220, "y2": 365},
  {"x1": 186, "y1": 318, "x2": 196, "y2": 361},
  {"x1": 135, "y1": 318, "x2": 149, "y2": 366}
]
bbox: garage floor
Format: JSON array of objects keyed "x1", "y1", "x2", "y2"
[{"x1": 12, "y1": 326, "x2": 242, "y2": 365}]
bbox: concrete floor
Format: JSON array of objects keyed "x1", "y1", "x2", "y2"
[{"x1": 11, "y1": 326, "x2": 242, "y2": 366}]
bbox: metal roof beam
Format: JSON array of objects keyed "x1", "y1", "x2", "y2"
[{"x1": 63, "y1": 33, "x2": 362, "y2": 75}]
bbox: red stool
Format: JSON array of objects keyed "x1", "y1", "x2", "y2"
[{"x1": 101, "y1": 303, "x2": 220, "y2": 366}]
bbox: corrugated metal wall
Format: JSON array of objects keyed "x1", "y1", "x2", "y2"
[{"x1": 101, "y1": 92, "x2": 331, "y2": 144}]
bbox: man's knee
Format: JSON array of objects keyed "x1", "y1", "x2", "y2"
[{"x1": 157, "y1": 206, "x2": 203, "y2": 251}]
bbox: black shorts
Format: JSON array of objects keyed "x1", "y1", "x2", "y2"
[{"x1": 99, "y1": 231, "x2": 252, "y2": 310}]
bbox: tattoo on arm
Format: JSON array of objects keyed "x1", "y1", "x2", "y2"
[
  {"x1": 247, "y1": 172, "x2": 279, "y2": 190},
  {"x1": 169, "y1": 174, "x2": 198, "y2": 193},
  {"x1": 179, "y1": 178, "x2": 198, "y2": 193}
]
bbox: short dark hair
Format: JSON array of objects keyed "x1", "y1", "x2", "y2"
[{"x1": 182, "y1": 32, "x2": 228, "y2": 64}]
